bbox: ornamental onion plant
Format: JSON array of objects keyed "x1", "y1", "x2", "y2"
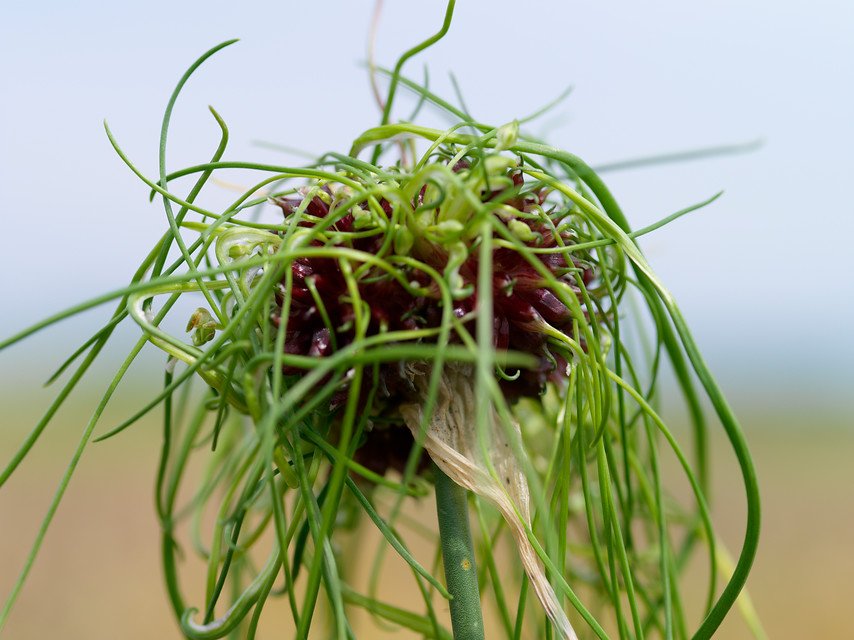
[{"x1": 0, "y1": 3, "x2": 762, "y2": 639}]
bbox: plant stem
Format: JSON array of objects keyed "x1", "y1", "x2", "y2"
[{"x1": 434, "y1": 464, "x2": 485, "y2": 640}]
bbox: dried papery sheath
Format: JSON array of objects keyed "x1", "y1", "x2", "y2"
[{"x1": 400, "y1": 362, "x2": 577, "y2": 639}]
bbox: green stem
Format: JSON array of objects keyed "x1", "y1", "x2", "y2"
[
  {"x1": 370, "y1": 0, "x2": 456, "y2": 165},
  {"x1": 434, "y1": 465, "x2": 485, "y2": 640}
]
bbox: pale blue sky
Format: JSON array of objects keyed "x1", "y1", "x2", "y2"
[{"x1": 2, "y1": 1, "x2": 852, "y2": 414}]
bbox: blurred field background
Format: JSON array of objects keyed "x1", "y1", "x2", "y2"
[
  {"x1": 2, "y1": 381, "x2": 853, "y2": 639},
  {"x1": 2, "y1": 0, "x2": 853, "y2": 638}
]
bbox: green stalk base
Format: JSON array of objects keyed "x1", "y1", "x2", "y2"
[{"x1": 434, "y1": 464, "x2": 485, "y2": 640}]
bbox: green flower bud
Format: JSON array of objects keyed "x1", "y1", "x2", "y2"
[
  {"x1": 427, "y1": 219, "x2": 465, "y2": 245},
  {"x1": 186, "y1": 308, "x2": 217, "y2": 346},
  {"x1": 228, "y1": 243, "x2": 252, "y2": 259},
  {"x1": 351, "y1": 205, "x2": 374, "y2": 229},
  {"x1": 495, "y1": 119, "x2": 519, "y2": 151},
  {"x1": 508, "y1": 218, "x2": 536, "y2": 242}
]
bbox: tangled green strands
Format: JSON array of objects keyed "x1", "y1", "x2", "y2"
[{"x1": 0, "y1": 13, "x2": 762, "y2": 640}]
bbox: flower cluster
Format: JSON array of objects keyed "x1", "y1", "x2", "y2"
[{"x1": 271, "y1": 155, "x2": 599, "y2": 476}]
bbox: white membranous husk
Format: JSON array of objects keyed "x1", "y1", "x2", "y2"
[{"x1": 400, "y1": 362, "x2": 578, "y2": 640}]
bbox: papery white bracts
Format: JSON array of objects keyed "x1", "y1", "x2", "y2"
[{"x1": 400, "y1": 363, "x2": 578, "y2": 640}]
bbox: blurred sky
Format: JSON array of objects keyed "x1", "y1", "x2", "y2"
[{"x1": 1, "y1": 0, "x2": 852, "y2": 416}]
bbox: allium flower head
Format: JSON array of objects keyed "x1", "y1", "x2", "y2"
[
  {"x1": 269, "y1": 152, "x2": 600, "y2": 463},
  {"x1": 264, "y1": 144, "x2": 614, "y2": 637}
]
